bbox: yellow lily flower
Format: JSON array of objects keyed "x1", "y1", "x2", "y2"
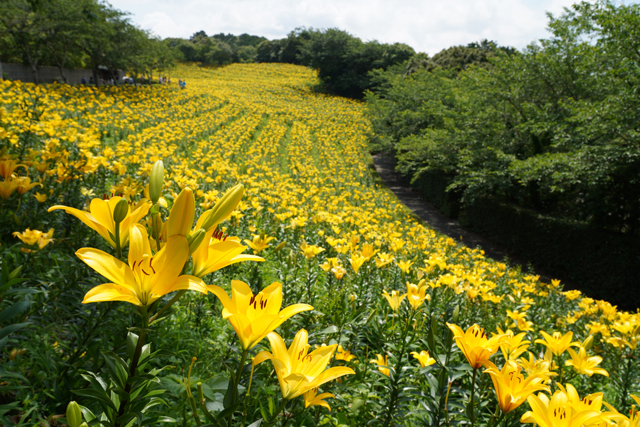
[
  {"x1": 208, "y1": 281, "x2": 313, "y2": 350},
  {"x1": 375, "y1": 252, "x2": 394, "y2": 268},
  {"x1": 76, "y1": 224, "x2": 207, "y2": 306},
  {"x1": 331, "y1": 265, "x2": 346, "y2": 280},
  {"x1": 522, "y1": 384, "x2": 615, "y2": 427},
  {"x1": 13, "y1": 228, "x2": 55, "y2": 249},
  {"x1": 33, "y1": 192, "x2": 47, "y2": 202},
  {"x1": 0, "y1": 158, "x2": 26, "y2": 179},
  {"x1": 191, "y1": 231, "x2": 264, "y2": 278},
  {"x1": 517, "y1": 352, "x2": 557, "y2": 382},
  {"x1": 484, "y1": 360, "x2": 549, "y2": 414},
  {"x1": 535, "y1": 331, "x2": 580, "y2": 356},
  {"x1": 167, "y1": 188, "x2": 195, "y2": 238},
  {"x1": 243, "y1": 234, "x2": 276, "y2": 253},
  {"x1": 521, "y1": 392, "x2": 598, "y2": 427},
  {"x1": 49, "y1": 196, "x2": 149, "y2": 249},
  {"x1": 447, "y1": 323, "x2": 507, "y2": 369},
  {"x1": 406, "y1": 280, "x2": 428, "y2": 310},
  {"x1": 565, "y1": 346, "x2": 609, "y2": 377},
  {"x1": 496, "y1": 328, "x2": 530, "y2": 361},
  {"x1": 252, "y1": 329, "x2": 355, "y2": 399},
  {"x1": 382, "y1": 290, "x2": 406, "y2": 312},
  {"x1": 300, "y1": 241, "x2": 324, "y2": 259},
  {"x1": 14, "y1": 176, "x2": 41, "y2": 195},
  {"x1": 304, "y1": 388, "x2": 334, "y2": 411},
  {"x1": 0, "y1": 179, "x2": 20, "y2": 199},
  {"x1": 602, "y1": 395, "x2": 640, "y2": 427},
  {"x1": 360, "y1": 242, "x2": 377, "y2": 260},
  {"x1": 349, "y1": 254, "x2": 366, "y2": 274},
  {"x1": 396, "y1": 259, "x2": 413, "y2": 274},
  {"x1": 335, "y1": 345, "x2": 357, "y2": 362},
  {"x1": 370, "y1": 354, "x2": 390, "y2": 377},
  {"x1": 411, "y1": 350, "x2": 436, "y2": 368}
]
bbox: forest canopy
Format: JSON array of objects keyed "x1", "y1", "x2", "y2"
[{"x1": 366, "y1": 0, "x2": 640, "y2": 235}]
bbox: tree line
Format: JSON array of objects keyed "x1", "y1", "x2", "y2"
[
  {"x1": 1, "y1": 0, "x2": 415, "y2": 97},
  {"x1": 366, "y1": 0, "x2": 640, "y2": 236},
  {"x1": 165, "y1": 28, "x2": 416, "y2": 99},
  {"x1": 0, "y1": 0, "x2": 177, "y2": 85}
]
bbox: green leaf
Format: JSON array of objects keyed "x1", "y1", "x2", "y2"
[
  {"x1": 217, "y1": 402, "x2": 239, "y2": 421},
  {"x1": 102, "y1": 352, "x2": 129, "y2": 390},
  {"x1": 465, "y1": 398, "x2": 475, "y2": 421},
  {"x1": 0, "y1": 322, "x2": 29, "y2": 340},
  {"x1": 140, "y1": 416, "x2": 175, "y2": 426},
  {"x1": 72, "y1": 389, "x2": 118, "y2": 413},
  {"x1": 317, "y1": 325, "x2": 339, "y2": 334}
]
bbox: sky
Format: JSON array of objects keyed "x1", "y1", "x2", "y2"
[{"x1": 106, "y1": 0, "x2": 627, "y2": 55}]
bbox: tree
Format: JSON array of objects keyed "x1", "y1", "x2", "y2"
[
  {"x1": 0, "y1": 0, "x2": 47, "y2": 83},
  {"x1": 299, "y1": 28, "x2": 415, "y2": 98}
]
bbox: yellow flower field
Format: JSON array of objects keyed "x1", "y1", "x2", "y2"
[{"x1": 1, "y1": 63, "x2": 638, "y2": 426}]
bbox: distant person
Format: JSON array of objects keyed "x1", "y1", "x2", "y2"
[
  {"x1": 81, "y1": 76, "x2": 87, "y2": 85},
  {"x1": 89, "y1": 76, "x2": 94, "y2": 85}
]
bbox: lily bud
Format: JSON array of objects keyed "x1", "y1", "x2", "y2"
[
  {"x1": 187, "y1": 228, "x2": 206, "y2": 254},
  {"x1": 168, "y1": 188, "x2": 195, "y2": 237},
  {"x1": 113, "y1": 198, "x2": 129, "y2": 224},
  {"x1": 274, "y1": 240, "x2": 286, "y2": 252},
  {"x1": 149, "y1": 160, "x2": 164, "y2": 204},
  {"x1": 66, "y1": 401, "x2": 82, "y2": 427},
  {"x1": 201, "y1": 184, "x2": 244, "y2": 231},
  {"x1": 452, "y1": 305, "x2": 460, "y2": 323},
  {"x1": 583, "y1": 335, "x2": 594, "y2": 350}
]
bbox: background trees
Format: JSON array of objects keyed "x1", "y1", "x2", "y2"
[
  {"x1": 365, "y1": 0, "x2": 640, "y2": 302},
  {"x1": 0, "y1": 0, "x2": 178, "y2": 84},
  {"x1": 367, "y1": 0, "x2": 640, "y2": 234}
]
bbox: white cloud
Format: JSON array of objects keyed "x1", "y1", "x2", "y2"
[{"x1": 109, "y1": 0, "x2": 585, "y2": 54}]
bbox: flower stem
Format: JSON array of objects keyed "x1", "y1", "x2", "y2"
[
  {"x1": 227, "y1": 348, "x2": 249, "y2": 427},
  {"x1": 150, "y1": 290, "x2": 186, "y2": 324},
  {"x1": 115, "y1": 307, "x2": 149, "y2": 427},
  {"x1": 265, "y1": 399, "x2": 288, "y2": 426},
  {"x1": 470, "y1": 367, "x2": 478, "y2": 427}
]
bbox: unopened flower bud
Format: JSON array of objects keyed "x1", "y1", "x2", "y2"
[
  {"x1": 452, "y1": 305, "x2": 460, "y2": 322},
  {"x1": 188, "y1": 228, "x2": 206, "y2": 254},
  {"x1": 168, "y1": 188, "x2": 195, "y2": 238},
  {"x1": 113, "y1": 198, "x2": 129, "y2": 223},
  {"x1": 149, "y1": 160, "x2": 164, "y2": 204},
  {"x1": 201, "y1": 184, "x2": 244, "y2": 231},
  {"x1": 66, "y1": 401, "x2": 82, "y2": 427},
  {"x1": 274, "y1": 240, "x2": 286, "y2": 252},
  {"x1": 583, "y1": 335, "x2": 594, "y2": 350}
]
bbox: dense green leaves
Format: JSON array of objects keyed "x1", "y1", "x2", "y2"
[
  {"x1": 367, "y1": 0, "x2": 640, "y2": 234},
  {"x1": 0, "y1": 0, "x2": 178, "y2": 84}
]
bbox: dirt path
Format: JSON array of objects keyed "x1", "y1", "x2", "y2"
[{"x1": 371, "y1": 153, "x2": 555, "y2": 281}]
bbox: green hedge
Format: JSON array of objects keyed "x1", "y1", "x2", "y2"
[{"x1": 410, "y1": 172, "x2": 640, "y2": 311}]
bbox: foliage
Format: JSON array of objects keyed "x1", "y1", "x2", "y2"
[
  {"x1": 366, "y1": 0, "x2": 640, "y2": 235},
  {"x1": 0, "y1": 0, "x2": 178, "y2": 84},
  {"x1": 296, "y1": 28, "x2": 415, "y2": 98},
  {"x1": 165, "y1": 31, "x2": 268, "y2": 66}
]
